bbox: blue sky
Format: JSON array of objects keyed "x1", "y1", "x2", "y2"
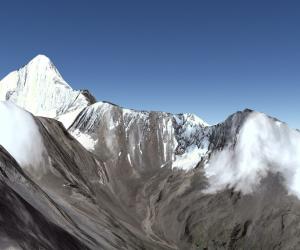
[{"x1": 0, "y1": 0, "x2": 299, "y2": 128}]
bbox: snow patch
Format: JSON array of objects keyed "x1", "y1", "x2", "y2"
[
  {"x1": 57, "y1": 108, "x2": 84, "y2": 129},
  {"x1": 172, "y1": 142, "x2": 209, "y2": 170},
  {"x1": 127, "y1": 154, "x2": 132, "y2": 166},
  {"x1": 71, "y1": 130, "x2": 98, "y2": 151}
]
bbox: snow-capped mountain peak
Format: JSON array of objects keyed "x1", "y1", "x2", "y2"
[
  {"x1": 0, "y1": 54, "x2": 211, "y2": 170},
  {"x1": 0, "y1": 55, "x2": 94, "y2": 124},
  {"x1": 2, "y1": 55, "x2": 300, "y2": 249},
  {"x1": 25, "y1": 54, "x2": 70, "y2": 87}
]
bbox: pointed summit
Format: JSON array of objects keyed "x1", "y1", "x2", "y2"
[
  {"x1": 27, "y1": 55, "x2": 61, "y2": 76},
  {"x1": 0, "y1": 54, "x2": 93, "y2": 123},
  {"x1": 29, "y1": 54, "x2": 52, "y2": 63},
  {"x1": 24, "y1": 54, "x2": 70, "y2": 87},
  {"x1": 25, "y1": 54, "x2": 54, "y2": 71}
]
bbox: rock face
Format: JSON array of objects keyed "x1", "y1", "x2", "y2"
[
  {"x1": 0, "y1": 145, "x2": 91, "y2": 250},
  {"x1": 1, "y1": 55, "x2": 300, "y2": 249},
  {"x1": 68, "y1": 102, "x2": 209, "y2": 171},
  {"x1": 0, "y1": 55, "x2": 210, "y2": 171}
]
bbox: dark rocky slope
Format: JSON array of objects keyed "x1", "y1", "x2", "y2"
[
  {"x1": 1, "y1": 105, "x2": 300, "y2": 250},
  {"x1": 1, "y1": 55, "x2": 300, "y2": 249}
]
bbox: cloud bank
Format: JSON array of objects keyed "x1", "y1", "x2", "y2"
[
  {"x1": 205, "y1": 112, "x2": 300, "y2": 198},
  {"x1": 0, "y1": 101, "x2": 45, "y2": 170}
]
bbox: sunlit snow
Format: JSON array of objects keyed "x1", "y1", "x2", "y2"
[
  {"x1": 0, "y1": 55, "x2": 90, "y2": 121},
  {"x1": 71, "y1": 129, "x2": 98, "y2": 151}
]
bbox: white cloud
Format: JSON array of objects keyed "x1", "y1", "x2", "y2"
[
  {"x1": 204, "y1": 112, "x2": 300, "y2": 198},
  {"x1": 0, "y1": 101, "x2": 46, "y2": 170}
]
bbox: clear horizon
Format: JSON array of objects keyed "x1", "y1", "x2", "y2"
[{"x1": 1, "y1": 1, "x2": 299, "y2": 128}]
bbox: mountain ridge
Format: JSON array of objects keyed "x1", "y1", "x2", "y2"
[
  {"x1": 0, "y1": 55, "x2": 211, "y2": 171},
  {"x1": 1, "y1": 55, "x2": 300, "y2": 249}
]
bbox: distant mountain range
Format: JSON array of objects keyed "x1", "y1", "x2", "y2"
[{"x1": 0, "y1": 55, "x2": 300, "y2": 249}]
